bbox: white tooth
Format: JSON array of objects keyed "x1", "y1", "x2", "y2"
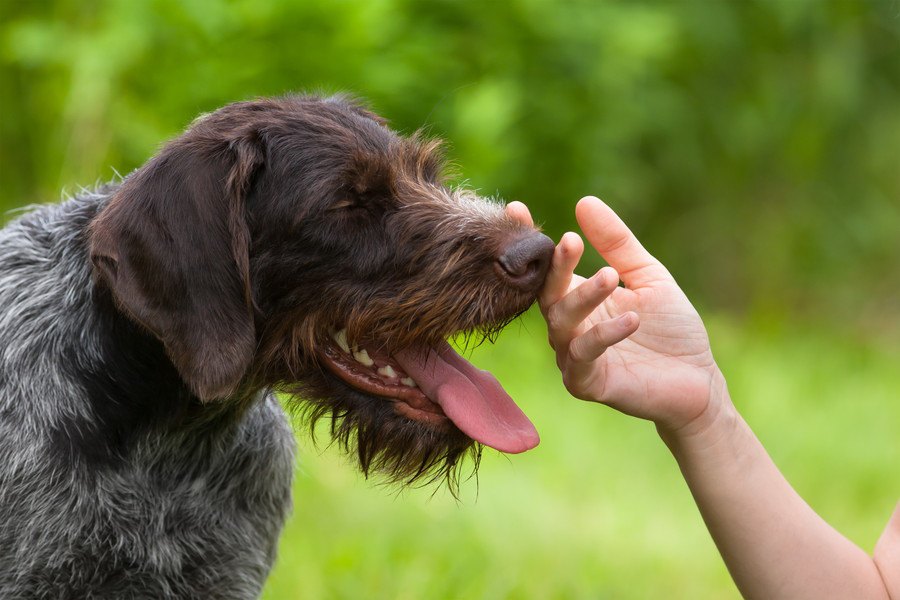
[
  {"x1": 353, "y1": 348, "x2": 374, "y2": 366},
  {"x1": 377, "y1": 365, "x2": 397, "y2": 378},
  {"x1": 332, "y1": 329, "x2": 350, "y2": 354},
  {"x1": 400, "y1": 377, "x2": 417, "y2": 388}
]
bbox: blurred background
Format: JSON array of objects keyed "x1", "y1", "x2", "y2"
[{"x1": 1, "y1": 0, "x2": 898, "y2": 598}]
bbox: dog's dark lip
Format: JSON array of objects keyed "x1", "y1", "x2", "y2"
[{"x1": 320, "y1": 343, "x2": 450, "y2": 423}]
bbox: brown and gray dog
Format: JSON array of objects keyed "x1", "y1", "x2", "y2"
[{"x1": 0, "y1": 94, "x2": 553, "y2": 598}]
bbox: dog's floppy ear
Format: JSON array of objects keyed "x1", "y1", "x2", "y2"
[{"x1": 90, "y1": 123, "x2": 263, "y2": 401}]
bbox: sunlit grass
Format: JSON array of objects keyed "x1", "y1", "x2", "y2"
[{"x1": 262, "y1": 308, "x2": 900, "y2": 599}]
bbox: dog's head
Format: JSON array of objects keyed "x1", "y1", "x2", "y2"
[{"x1": 90, "y1": 95, "x2": 553, "y2": 486}]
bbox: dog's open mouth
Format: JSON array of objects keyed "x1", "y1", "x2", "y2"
[{"x1": 321, "y1": 329, "x2": 539, "y2": 454}]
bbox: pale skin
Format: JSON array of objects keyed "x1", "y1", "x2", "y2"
[{"x1": 506, "y1": 197, "x2": 900, "y2": 599}]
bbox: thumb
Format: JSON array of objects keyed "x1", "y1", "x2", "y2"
[{"x1": 575, "y1": 196, "x2": 671, "y2": 289}]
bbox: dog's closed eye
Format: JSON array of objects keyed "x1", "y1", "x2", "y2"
[
  {"x1": 328, "y1": 197, "x2": 358, "y2": 211},
  {"x1": 329, "y1": 189, "x2": 394, "y2": 215}
]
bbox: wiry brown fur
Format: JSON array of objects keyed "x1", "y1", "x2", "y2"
[{"x1": 90, "y1": 94, "x2": 550, "y2": 489}]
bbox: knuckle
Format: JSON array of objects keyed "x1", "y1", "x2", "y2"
[
  {"x1": 590, "y1": 323, "x2": 609, "y2": 346},
  {"x1": 567, "y1": 342, "x2": 586, "y2": 364},
  {"x1": 570, "y1": 283, "x2": 588, "y2": 307},
  {"x1": 546, "y1": 307, "x2": 565, "y2": 333}
]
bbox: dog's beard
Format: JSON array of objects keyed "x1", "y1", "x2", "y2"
[{"x1": 283, "y1": 372, "x2": 482, "y2": 493}]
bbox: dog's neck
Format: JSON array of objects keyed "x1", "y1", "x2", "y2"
[{"x1": 1, "y1": 191, "x2": 257, "y2": 469}]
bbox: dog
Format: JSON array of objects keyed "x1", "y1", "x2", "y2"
[{"x1": 0, "y1": 94, "x2": 554, "y2": 598}]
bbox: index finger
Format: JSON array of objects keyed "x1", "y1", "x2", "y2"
[
  {"x1": 575, "y1": 196, "x2": 671, "y2": 289},
  {"x1": 538, "y1": 231, "x2": 583, "y2": 310}
]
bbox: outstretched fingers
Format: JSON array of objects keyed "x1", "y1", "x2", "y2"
[
  {"x1": 539, "y1": 232, "x2": 584, "y2": 311},
  {"x1": 545, "y1": 266, "x2": 619, "y2": 345},
  {"x1": 575, "y1": 196, "x2": 671, "y2": 289}
]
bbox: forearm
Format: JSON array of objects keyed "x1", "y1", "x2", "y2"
[{"x1": 659, "y1": 375, "x2": 891, "y2": 600}]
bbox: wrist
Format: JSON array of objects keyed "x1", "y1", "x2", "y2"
[{"x1": 656, "y1": 369, "x2": 745, "y2": 461}]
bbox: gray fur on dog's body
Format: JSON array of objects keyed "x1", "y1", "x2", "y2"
[
  {"x1": 0, "y1": 190, "x2": 295, "y2": 599},
  {"x1": 0, "y1": 95, "x2": 553, "y2": 599}
]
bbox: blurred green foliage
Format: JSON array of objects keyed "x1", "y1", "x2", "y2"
[
  {"x1": 2, "y1": 0, "x2": 899, "y2": 325},
  {"x1": 2, "y1": 1, "x2": 899, "y2": 598}
]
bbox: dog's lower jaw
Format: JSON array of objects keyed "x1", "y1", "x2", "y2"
[
  {"x1": 391, "y1": 400, "x2": 450, "y2": 425},
  {"x1": 321, "y1": 331, "x2": 539, "y2": 453},
  {"x1": 283, "y1": 368, "x2": 478, "y2": 488},
  {"x1": 319, "y1": 342, "x2": 450, "y2": 424}
]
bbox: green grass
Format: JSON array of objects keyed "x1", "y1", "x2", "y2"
[{"x1": 261, "y1": 309, "x2": 900, "y2": 599}]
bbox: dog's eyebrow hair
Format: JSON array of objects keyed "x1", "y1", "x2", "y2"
[{"x1": 0, "y1": 93, "x2": 550, "y2": 597}]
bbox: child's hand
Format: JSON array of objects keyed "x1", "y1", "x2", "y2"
[
  {"x1": 535, "y1": 196, "x2": 724, "y2": 433},
  {"x1": 512, "y1": 198, "x2": 900, "y2": 599}
]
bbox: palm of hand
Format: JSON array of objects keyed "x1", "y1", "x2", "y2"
[{"x1": 558, "y1": 273, "x2": 717, "y2": 429}]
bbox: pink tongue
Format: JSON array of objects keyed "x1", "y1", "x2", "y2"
[{"x1": 393, "y1": 342, "x2": 539, "y2": 454}]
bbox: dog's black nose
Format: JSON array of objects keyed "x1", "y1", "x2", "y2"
[{"x1": 495, "y1": 232, "x2": 555, "y2": 292}]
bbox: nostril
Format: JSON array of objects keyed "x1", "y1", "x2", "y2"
[
  {"x1": 497, "y1": 254, "x2": 525, "y2": 278},
  {"x1": 496, "y1": 232, "x2": 555, "y2": 291},
  {"x1": 498, "y1": 254, "x2": 542, "y2": 279}
]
